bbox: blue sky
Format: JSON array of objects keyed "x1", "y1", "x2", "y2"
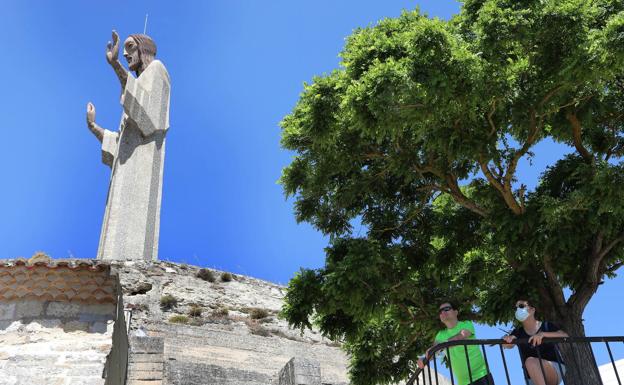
[
  {"x1": 0, "y1": 0, "x2": 458, "y2": 283},
  {"x1": 0, "y1": 0, "x2": 621, "y2": 379}
]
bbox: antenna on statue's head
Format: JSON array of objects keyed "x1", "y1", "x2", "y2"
[{"x1": 143, "y1": 14, "x2": 149, "y2": 34}]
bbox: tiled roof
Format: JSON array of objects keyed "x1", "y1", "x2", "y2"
[{"x1": 0, "y1": 256, "x2": 117, "y2": 303}]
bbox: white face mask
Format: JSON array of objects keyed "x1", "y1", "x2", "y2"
[{"x1": 515, "y1": 307, "x2": 529, "y2": 322}]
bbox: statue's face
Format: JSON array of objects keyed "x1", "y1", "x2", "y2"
[{"x1": 123, "y1": 37, "x2": 141, "y2": 71}]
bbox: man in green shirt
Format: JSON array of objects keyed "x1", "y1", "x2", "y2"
[{"x1": 417, "y1": 301, "x2": 494, "y2": 385}]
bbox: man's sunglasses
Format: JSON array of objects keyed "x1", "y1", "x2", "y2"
[{"x1": 439, "y1": 306, "x2": 453, "y2": 313}]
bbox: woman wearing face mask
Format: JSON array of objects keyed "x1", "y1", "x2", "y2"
[{"x1": 502, "y1": 299, "x2": 569, "y2": 385}]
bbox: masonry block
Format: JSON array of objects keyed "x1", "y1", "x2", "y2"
[
  {"x1": 14, "y1": 300, "x2": 44, "y2": 318},
  {"x1": 0, "y1": 302, "x2": 16, "y2": 321},
  {"x1": 130, "y1": 336, "x2": 164, "y2": 354},
  {"x1": 279, "y1": 357, "x2": 321, "y2": 385}
]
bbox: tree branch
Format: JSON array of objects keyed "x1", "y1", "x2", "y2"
[
  {"x1": 543, "y1": 255, "x2": 566, "y2": 309},
  {"x1": 598, "y1": 232, "x2": 624, "y2": 260},
  {"x1": 478, "y1": 156, "x2": 524, "y2": 215},
  {"x1": 607, "y1": 260, "x2": 624, "y2": 274},
  {"x1": 413, "y1": 158, "x2": 487, "y2": 217},
  {"x1": 565, "y1": 111, "x2": 594, "y2": 163},
  {"x1": 444, "y1": 174, "x2": 488, "y2": 217},
  {"x1": 568, "y1": 232, "x2": 617, "y2": 313},
  {"x1": 537, "y1": 94, "x2": 592, "y2": 118},
  {"x1": 504, "y1": 110, "x2": 539, "y2": 192},
  {"x1": 488, "y1": 99, "x2": 498, "y2": 136},
  {"x1": 398, "y1": 103, "x2": 425, "y2": 110},
  {"x1": 478, "y1": 156, "x2": 504, "y2": 191},
  {"x1": 592, "y1": 231, "x2": 604, "y2": 260},
  {"x1": 478, "y1": 109, "x2": 541, "y2": 215},
  {"x1": 535, "y1": 283, "x2": 560, "y2": 321},
  {"x1": 538, "y1": 84, "x2": 565, "y2": 111}
]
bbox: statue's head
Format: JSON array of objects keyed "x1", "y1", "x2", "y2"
[{"x1": 123, "y1": 34, "x2": 157, "y2": 73}]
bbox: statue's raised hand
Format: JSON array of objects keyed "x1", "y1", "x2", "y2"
[
  {"x1": 87, "y1": 102, "x2": 96, "y2": 127},
  {"x1": 106, "y1": 30, "x2": 120, "y2": 65},
  {"x1": 86, "y1": 102, "x2": 103, "y2": 142}
]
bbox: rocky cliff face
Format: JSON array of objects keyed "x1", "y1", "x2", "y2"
[{"x1": 114, "y1": 260, "x2": 349, "y2": 385}]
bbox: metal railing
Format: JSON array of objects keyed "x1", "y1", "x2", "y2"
[{"x1": 407, "y1": 336, "x2": 624, "y2": 385}]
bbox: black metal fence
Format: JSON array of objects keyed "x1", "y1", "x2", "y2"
[{"x1": 407, "y1": 336, "x2": 624, "y2": 385}]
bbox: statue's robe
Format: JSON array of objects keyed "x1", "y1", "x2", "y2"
[{"x1": 97, "y1": 60, "x2": 170, "y2": 261}]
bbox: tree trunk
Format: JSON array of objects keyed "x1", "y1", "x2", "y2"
[{"x1": 557, "y1": 314, "x2": 603, "y2": 385}]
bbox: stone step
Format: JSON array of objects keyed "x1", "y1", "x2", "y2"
[
  {"x1": 127, "y1": 336, "x2": 165, "y2": 384},
  {"x1": 126, "y1": 380, "x2": 163, "y2": 385},
  {"x1": 130, "y1": 336, "x2": 165, "y2": 354},
  {"x1": 130, "y1": 353, "x2": 165, "y2": 363},
  {"x1": 127, "y1": 372, "x2": 164, "y2": 381},
  {"x1": 128, "y1": 362, "x2": 164, "y2": 372}
]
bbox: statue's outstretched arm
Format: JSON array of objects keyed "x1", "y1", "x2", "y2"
[
  {"x1": 106, "y1": 30, "x2": 128, "y2": 90},
  {"x1": 86, "y1": 102, "x2": 105, "y2": 143}
]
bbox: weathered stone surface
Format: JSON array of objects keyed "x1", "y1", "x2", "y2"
[
  {"x1": 127, "y1": 381, "x2": 163, "y2": 385},
  {"x1": 166, "y1": 361, "x2": 272, "y2": 385},
  {"x1": 14, "y1": 300, "x2": 44, "y2": 319},
  {"x1": 117, "y1": 260, "x2": 350, "y2": 385},
  {"x1": 129, "y1": 361, "x2": 163, "y2": 373},
  {"x1": 130, "y1": 353, "x2": 164, "y2": 363},
  {"x1": 0, "y1": 321, "x2": 112, "y2": 384},
  {"x1": 131, "y1": 336, "x2": 164, "y2": 353},
  {"x1": 126, "y1": 337, "x2": 164, "y2": 385},
  {"x1": 0, "y1": 259, "x2": 356, "y2": 385},
  {"x1": 0, "y1": 303, "x2": 16, "y2": 321},
  {"x1": 47, "y1": 302, "x2": 116, "y2": 318},
  {"x1": 0, "y1": 261, "x2": 124, "y2": 385},
  {"x1": 95, "y1": 46, "x2": 171, "y2": 262},
  {"x1": 279, "y1": 357, "x2": 321, "y2": 385}
]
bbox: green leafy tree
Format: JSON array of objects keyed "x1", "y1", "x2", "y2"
[{"x1": 279, "y1": 2, "x2": 624, "y2": 384}]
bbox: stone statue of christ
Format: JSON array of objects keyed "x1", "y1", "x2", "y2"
[{"x1": 86, "y1": 30, "x2": 170, "y2": 261}]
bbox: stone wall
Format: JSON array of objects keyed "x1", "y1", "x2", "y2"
[
  {"x1": 0, "y1": 300, "x2": 117, "y2": 385},
  {"x1": 116, "y1": 260, "x2": 350, "y2": 385},
  {"x1": 104, "y1": 292, "x2": 129, "y2": 385},
  {"x1": 0, "y1": 258, "x2": 124, "y2": 385}
]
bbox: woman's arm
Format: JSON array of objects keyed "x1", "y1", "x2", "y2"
[
  {"x1": 502, "y1": 334, "x2": 517, "y2": 349},
  {"x1": 528, "y1": 329, "x2": 568, "y2": 346}
]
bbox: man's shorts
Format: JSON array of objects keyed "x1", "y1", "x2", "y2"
[{"x1": 469, "y1": 372, "x2": 495, "y2": 385}]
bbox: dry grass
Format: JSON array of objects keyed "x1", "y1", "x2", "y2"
[
  {"x1": 220, "y1": 272, "x2": 233, "y2": 282},
  {"x1": 196, "y1": 268, "x2": 216, "y2": 282},
  {"x1": 188, "y1": 305, "x2": 203, "y2": 317},
  {"x1": 169, "y1": 314, "x2": 189, "y2": 324},
  {"x1": 212, "y1": 307, "x2": 229, "y2": 317},
  {"x1": 160, "y1": 294, "x2": 178, "y2": 310},
  {"x1": 249, "y1": 308, "x2": 270, "y2": 320},
  {"x1": 247, "y1": 321, "x2": 271, "y2": 337}
]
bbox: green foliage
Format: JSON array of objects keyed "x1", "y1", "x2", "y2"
[
  {"x1": 196, "y1": 268, "x2": 216, "y2": 282},
  {"x1": 280, "y1": 4, "x2": 624, "y2": 385},
  {"x1": 160, "y1": 294, "x2": 178, "y2": 310},
  {"x1": 220, "y1": 272, "x2": 233, "y2": 282}
]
